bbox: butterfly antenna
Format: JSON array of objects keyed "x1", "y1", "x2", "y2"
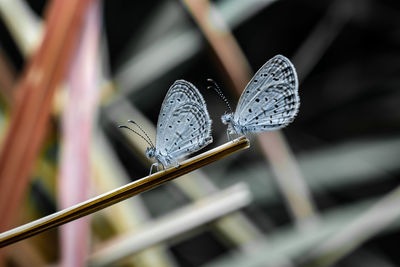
[
  {"x1": 118, "y1": 125, "x2": 154, "y2": 148},
  {"x1": 207, "y1": 79, "x2": 233, "y2": 114},
  {"x1": 127, "y1": 120, "x2": 155, "y2": 148}
]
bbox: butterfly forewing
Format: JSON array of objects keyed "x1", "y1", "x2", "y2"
[
  {"x1": 234, "y1": 55, "x2": 299, "y2": 131},
  {"x1": 156, "y1": 80, "x2": 212, "y2": 158}
]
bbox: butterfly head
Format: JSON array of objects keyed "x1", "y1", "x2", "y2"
[
  {"x1": 222, "y1": 113, "x2": 243, "y2": 135},
  {"x1": 145, "y1": 147, "x2": 156, "y2": 159},
  {"x1": 146, "y1": 148, "x2": 171, "y2": 168},
  {"x1": 221, "y1": 113, "x2": 233, "y2": 125}
]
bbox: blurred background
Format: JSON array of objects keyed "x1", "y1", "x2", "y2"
[{"x1": 0, "y1": 0, "x2": 400, "y2": 266}]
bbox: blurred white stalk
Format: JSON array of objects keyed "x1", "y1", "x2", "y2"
[
  {"x1": 0, "y1": 0, "x2": 43, "y2": 56},
  {"x1": 207, "y1": 182, "x2": 400, "y2": 267},
  {"x1": 206, "y1": 196, "x2": 385, "y2": 266},
  {"x1": 115, "y1": 0, "x2": 277, "y2": 94},
  {"x1": 216, "y1": 137, "x2": 400, "y2": 203},
  {"x1": 258, "y1": 132, "x2": 318, "y2": 228},
  {"x1": 89, "y1": 183, "x2": 252, "y2": 266},
  {"x1": 302, "y1": 184, "x2": 400, "y2": 266}
]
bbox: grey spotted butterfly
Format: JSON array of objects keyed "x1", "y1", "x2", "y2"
[
  {"x1": 221, "y1": 54, "x2": 300, "y2": 137},
  {"x1": 120, "y1": 80, "x2": 213, "y2": 174}
]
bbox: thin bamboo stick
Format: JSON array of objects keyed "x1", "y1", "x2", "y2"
[{"x1": 0, "y1": 136, "x2": 249, "y2": 248}]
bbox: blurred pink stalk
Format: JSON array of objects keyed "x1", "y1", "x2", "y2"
[{"x1": 58, "y1": 1, "x2": 100, "y2": 266}]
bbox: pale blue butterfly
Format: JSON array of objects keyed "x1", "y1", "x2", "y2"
[
  {"x1": 218, "y1": 55, "x2": 300, "y2": 137},
  {"x1": 120, "y1": 80, "x2": 213, "y2": 174}
]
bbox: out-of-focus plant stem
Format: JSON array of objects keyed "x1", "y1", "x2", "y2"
[
  {"x1": 301, "y1": 184, "x2": 400, "y2": 266},
  {"x1": 0, "y1": 0, "x2": 43, "y2": 56},
  {"x1": 0, "y1": 0, "x2": 94, "y2": 235},
  {"x1": 89, "y1": 183, "x2": 252, "y2": 266},
  {"x1": 58, "y1": 1, "x2": 101, "y2": 266}
]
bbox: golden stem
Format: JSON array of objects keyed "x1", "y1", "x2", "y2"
[{"x1": 0, "y1": 136, "x2": 249, "y2": 248}]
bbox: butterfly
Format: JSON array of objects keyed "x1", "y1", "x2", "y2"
[
  {"x1": 120, "y1": 80, "x2": 213, "y2": 174},
  {"x1": 220, "y1": 54, "x2": 300, "y2": 137}
]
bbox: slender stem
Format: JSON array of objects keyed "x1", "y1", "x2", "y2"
[{"x1": 0, "y1": 137, "x2": 249, "y2": 248}]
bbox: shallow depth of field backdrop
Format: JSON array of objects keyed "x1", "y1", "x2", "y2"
[{"x1": 0, "y1": 0, "x2": 400, "y2": 266}]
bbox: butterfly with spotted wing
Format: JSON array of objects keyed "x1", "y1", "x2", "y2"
[
  {"x1": 219, "y1": 55, "x2": 300, "y2": 138},
  {"x1": 120, "y1": 80, "x2": 213, "y2": 174}
]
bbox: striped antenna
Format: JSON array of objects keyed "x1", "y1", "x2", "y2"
[
  {"x1": 207, "y1": 79, "x2": 233, "y2": 114},
  {"x1": 118, "y1": 124, "x2": 154, "y2": 148}
]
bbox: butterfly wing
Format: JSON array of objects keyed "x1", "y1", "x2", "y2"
[
  {"x1": 234, "y1": 54, "x2": 299, "y2": 131},
  {"x1": 156, "y1": 80, "x2": 212, "y2": 160}
]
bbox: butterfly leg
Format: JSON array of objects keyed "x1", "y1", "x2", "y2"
[
  {"x1": 149, "y1": 163, "x2": 157, "y2": 175},
  {"x1": 155, "y1": 163, "x2": 166, "y2": 173},
  {"x1": 173, "y1": 159, "x2": 181, "y2": 169},
  {"x1": 160, "y1": 163, "x2": 166, "y2": 171},
  {"x1": 226, "y1": 129, "x2": 231, "y2": 141}
]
